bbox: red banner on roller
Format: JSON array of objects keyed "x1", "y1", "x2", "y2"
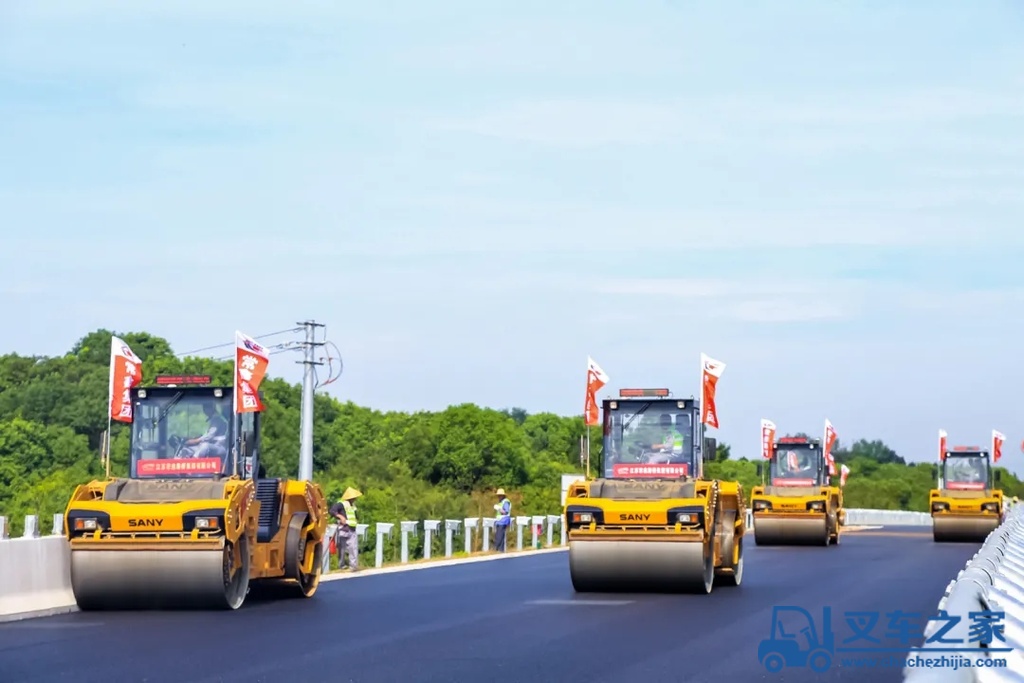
[
  {"x1": 946, "y1": 481, "x2": 986, "y2": 491},
  {"x1": 771, "y1": 478, "x2": 816, "y2": 486},
  {"x1": 613, "y1": 463, "x2": 688, "y2": 478},
  {"x1": 138, "y1": 458, "x2": 222, "y2": 476}
]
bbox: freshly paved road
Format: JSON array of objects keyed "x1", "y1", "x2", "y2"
[{"x1": 0, "y1": 526, "x2": 980, "y2": 683}]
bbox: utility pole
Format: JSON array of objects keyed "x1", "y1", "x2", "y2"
[{"x1": 297, "y1": 320, "x2": 325, "y2": 481}]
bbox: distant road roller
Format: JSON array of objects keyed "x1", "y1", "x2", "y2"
[
  {"x1": 751, "y1": 435, "x2": 842, "y2": 546},
  {"x1": 64, "y1": 376, "x2": 328, "y2": 610},
  {"x1": 931, "y1": 444, "x2": 1003, "y2": 543},
  {"x1": 563, "y1": 387, "x2": 746, "y2": 594}
]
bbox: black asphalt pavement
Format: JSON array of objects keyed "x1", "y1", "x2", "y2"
[{"x1": 0, "y1": 526, "x2": 981, "y2": 683}]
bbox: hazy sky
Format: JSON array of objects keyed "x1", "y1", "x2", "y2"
[{"x1": 3, "y1": 1, "x2": 1023, "y2": 469}]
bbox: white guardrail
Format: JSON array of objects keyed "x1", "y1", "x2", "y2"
[
  {"x1": 904, "y1": 503, "x2": 1024, "y2": 682},
  {"x1": 0, "y1": 506, "x2": 941, "y2": 624}
]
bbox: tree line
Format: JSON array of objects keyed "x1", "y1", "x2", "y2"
[{"x1": 1, "y1": 329, "x2": 1021, "y2": 544}]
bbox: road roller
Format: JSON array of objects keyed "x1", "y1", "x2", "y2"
[
  {"x1": 931, "y1": 444, "x2": 1003, "y2": 543},
  {"x1": 63, "y1": 376, "x2": 328, "y2": 610},
  {"x1": 564, "y1": 388, "x2": 746, "y2": 594},
  {"x1": 751, "y1": 435, "x2": 842, "y2": 546}
]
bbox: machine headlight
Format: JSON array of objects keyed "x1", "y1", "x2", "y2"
[
  {"x1": 74, "y1": 518, "x2": 98, "y2": 531},
  {"x1": 194, "y1": 517, "x2": 219, "y2": 529},
  {"x1": 808, "y1": 501, "x2": 825, "y2": 512},
  {"x1": 932, "y1": 502, "x2": 949, "y2": 513},
  {"x1": 982, "y1": 503, "x2": 999, "y2": 513},
  {"x1": 676, "y1": 512, "x2": 696, "y2": 523},
  {"x1": 753, "y1": 500, "x2": 771, "y2": 511},
  {"x1": 572, "y1": 512, "x2": 593, "y2": 523}
]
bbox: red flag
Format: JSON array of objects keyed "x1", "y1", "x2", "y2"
[
  {"x1": 700, "y1": 353, "x2": 725, "y2": 428},
  {"x1": 760, "y1": 419, "x2": 776, "y2": 460},
  {"x1": 993, "y1": 429, "x2": 1005, "y2": 463},
  {"x1": 840, "y1": 464, "x2": 850, "y2": 487},
  {"x1": 823, "y1": 418, "x2": 837, "y2": 476},
  {"x1": 234, "y1": 331, "x2": 270, "y2": 414},
  {"x1": 109, "y1": 336, "x2": 143, "y2": 423},
  {"x1": 584, "y1": 357, "x2": 609, "y2": 426},
  {"x1": 938, "y1": 429, "x2": 948, "y2": 461}
]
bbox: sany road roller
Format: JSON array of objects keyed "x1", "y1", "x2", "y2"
[
  {"x1": 563, "y1": 388, "x2": 746, "y2": 594},
  {"x1": 750, "y1": 436, "x2": 843, "y2": 546},
  {"x1": 931, "y1": 444, "x2": 1004, "y2": 543},
  {"x1": 63, "y1": 376, "x2": 329, "y2": 610}
]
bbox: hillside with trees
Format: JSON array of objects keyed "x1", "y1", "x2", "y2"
[{"x1": 1, "y1": 329, "x2": 1021, "y2": 548}]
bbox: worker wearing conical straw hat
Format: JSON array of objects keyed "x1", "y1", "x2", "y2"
[
  {"x1": 330, "y1": 487, "x2": 362, "y2": 571},
  {"x1": 493, "y1": 488, "x2": 511, "y2": 552}
]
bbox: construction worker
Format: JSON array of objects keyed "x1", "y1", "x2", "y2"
[
  {"x1": 493, "y1": 488, "x2": 512, "y2": 552},
  {"x1": 330, "y1": 487, "x2": 361, "y2": 571},
  {"x1": 649, "y1": 414, "x2": 684, "y2": 464}
]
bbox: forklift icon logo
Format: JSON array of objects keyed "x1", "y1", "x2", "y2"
[{"x1": 758, "y1": 605, "x2": 834, "y2": 673}]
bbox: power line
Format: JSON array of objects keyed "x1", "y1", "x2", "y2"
[{"x1": 176, "y1": 327, "x2": 302, "y2": 358}]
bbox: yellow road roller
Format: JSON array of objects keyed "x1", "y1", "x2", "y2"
[
  {"x1": 751, "y1": 435, "x2": 842, "y2": 546},
  {"x1": 563, "y1": 388, "x2": 746, "y2": 594},
  {"x1": 63, "y1": 376, "x2": 328, "y2": 610},
  {"x1": 931, "y1": 444, "x2": 1003, "y2": 543}
]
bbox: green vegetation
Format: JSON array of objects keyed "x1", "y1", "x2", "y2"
[{"x1": 2, "y1": 329, "x2": 1022, "y2": 563}]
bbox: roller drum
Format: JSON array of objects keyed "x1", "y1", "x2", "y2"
[
  {"x1": 754, "y1": 516, "x2": 829, "y2": 546},
  {"x1": 569, "y1": 539, "x2": 713, "y2": 594},
  {"x1": 70, "y1": 539, "x2": 250, "y2": 611},
  {"x1": 932, "y1": 516, "x2": 1000, "y2": 543}
]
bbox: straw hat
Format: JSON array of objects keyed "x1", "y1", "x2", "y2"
[
  {"x1": 342, "y1": 487, "x2": 362, "y2": 501},
  {"x1": 495, "y1": 488, "x2": 506, "y2": 496}
]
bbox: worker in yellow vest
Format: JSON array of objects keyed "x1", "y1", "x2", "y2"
[
  {"x1": 494, "y1": 488, "x2": 512, "y2": 552},
  {"x1": 330, "y1": 487, "x2": 361, "y2": 571}
]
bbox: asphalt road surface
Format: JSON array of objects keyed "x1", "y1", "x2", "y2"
[{"x1": 0, "y1": 526, "x2": 980, "y2": 683}]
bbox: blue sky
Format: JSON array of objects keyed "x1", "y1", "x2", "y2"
[{"x1": 2, "y1": 1, "x2": 1024, "y2": 469}]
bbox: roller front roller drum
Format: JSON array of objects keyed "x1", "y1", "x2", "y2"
[
  {"x1": 933, "y1": 516, "x2": 1000, "y2": 543},
  {"x1": 569, "y1": 539, "x2": 714, "y2": 594},
  {"x1": 754, "y1": 516, "x2": 830, "y2": 546},
  {"x1": 70, "y1": 536, "x2": 251, "y2": 611}
]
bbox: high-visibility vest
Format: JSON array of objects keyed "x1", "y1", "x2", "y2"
[
  {"x1": 341, "y1": 500, "x2": 357, "y2": 527},
  {"x1": 665, "y1": 430, "x2": 683, "y2": 454},
  {"x1": 495, "y1": 498, "x2": 511, "y2": 524}
]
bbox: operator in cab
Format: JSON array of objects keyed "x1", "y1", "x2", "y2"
[
  {"x1": 183, "y1": 403, "x2": 229, "y2": 459},
  {"x1": 648, "y1": 414, "x2": 684, "y2": 464}
]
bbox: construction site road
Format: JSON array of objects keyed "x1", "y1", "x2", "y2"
[{"x1": 0, "y1": 525, "x2": 979, "y2": 683}]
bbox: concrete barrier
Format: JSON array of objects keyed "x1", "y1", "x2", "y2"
[{"x1": 0, "y1": 529, "x2": 76, "y2": 622}]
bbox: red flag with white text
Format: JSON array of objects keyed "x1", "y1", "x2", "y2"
[
  {"x1": 993, "y1": 429, "x2": 1005, "y2": 463},
  {"x1": 109, "y1": 336, "x2": 143, "y2": 423},
  {"x1": 700, "y1": 353, "x2": 725, "y2": 428},
  {"x1": 761, "y1": 419, "x2": 776, "y2": 460},
  {"x1": 938, "y1": 429, "x2": 948, "y2": 461},
  {"x1": 823, "y1": 418, "x2": 837, "y2": 476},
  {"x1": 234, "y1": 331, "x2": 270, "y2": 414},
  {"x1": 584, "y1": 357, "x2": 609, "y2": 426}
]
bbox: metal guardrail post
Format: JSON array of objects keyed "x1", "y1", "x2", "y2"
[
  {"x1": 0, "y1": 516, "x2": 8, "y2": 540},
  {"x1": 51, "y1": 513, "x2": 63, "y2": 535},
  {"x1": 444, "y1": 519, "x2": 461, "y2": 558},
  {"x1": 546, "y1": 515, "x2": 560, "y2": 547},
  {"x1": 482, "y1": 518, "x2": 495, "y2": 551},
  {"x1": 463, "y1": 518, "x2": 478, "y2": 554},
  {"x1": 22, "y1": 515, "x2": 39, "y2": 538},
  {"x1": 323, "y1": 523, "x2": 337, "y2": 574},
  {"x1": 515, "y1": 516, "x2": 529, "y2": 550},
  {"x1": 374, "y1": 523, "x2": 394, "y2": 568},
  {"x1": 423, "y1": 520, "x2": 441, "y2": 559},
  {"x1": 400, "y1": 521, "x2": 418, "y2": 564},
  {"x1": 531, "y1": 515, "x2": 545, "y2": 548}
]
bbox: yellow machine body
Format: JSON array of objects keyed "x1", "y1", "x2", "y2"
[
  {"x1": 564, "y1": 390, "x2": 745, "y2": 594},
  {"x1": 931, "y1": 446, "x2": 1003, "y2": 543},
  {"x1": 64, "y1": 381, "x2": 328, "y2": 610},
  {"x1": 751, "y1": 435, "x2": 842, "y2": 546}
]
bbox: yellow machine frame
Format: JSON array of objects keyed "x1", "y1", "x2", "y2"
[
  {"x1": 563, "y1": 389, "x2": 746, "y2": 594},
  {"x1": 931, "y1": 445, "x2": 1003, "y2": 543},
  {"x1": 64, "y1": 379, "x2": 328, "y2": 610},
  {"x1": 751, "y1": 435, "x2": 843, "y2": 546}
]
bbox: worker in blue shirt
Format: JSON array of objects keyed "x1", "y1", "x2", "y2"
[{"x1": 494, "y1": 488, "x2": 512, "y2": 552}]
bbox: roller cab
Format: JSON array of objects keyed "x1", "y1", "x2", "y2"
[
  {"x1": 65, "y1": 378, "x2": 328, "y2": 611},
  {"x1": 565, "y1": 389, "x2": 746, "y2": 594},
  {"x1": 931, "y1": 445, "x2": 1003, "y2": 543},
  {"x1": 751, "y1": 435, "x2": 842, "y2": 547}
]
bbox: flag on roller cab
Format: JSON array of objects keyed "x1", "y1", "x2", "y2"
[
  {"x1": 700, "y1": 353, "x2": 725, "y2": 429},
  {"x1": 760, "y1": 419, "x2": 776, "y2": 460},
  {"x1": 993, "y1": 429, "x2": 1005, "y2": 463},
  {"x1": 823, "y1": 418, "x2": 837, "y2": 475},
  {"x1": 840, "y1": 464, "x2": 850, "y2": 487},
  {"x1": 109, "y1": 336, "x2": 143, "y2": 423},
  {"x1": 234, "y1": 331, "x2": 270, "y2": 414},
  {"x1": 938, "y1": 429, "x2": 948, "y2": 461},
  {"x1": 584, "y1": 356, "x2": 609, "y2": 426}
]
